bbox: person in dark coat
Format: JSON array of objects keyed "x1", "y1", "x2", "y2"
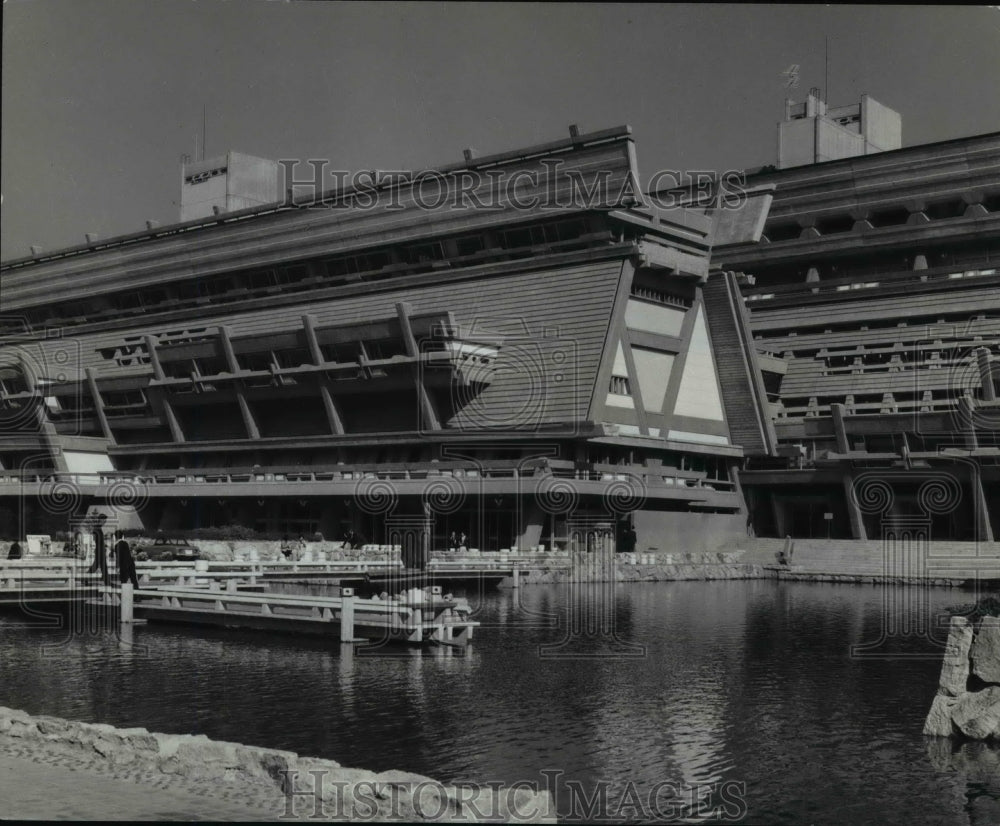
[
  {"x1": 114, "y1": 532, "x2": 139, "y2": 588},
  {"x1": 7, "y1": 540, "x2": 22, "y2": 560},
  {"x1": 87, "y1": 514, "x2": 111, "y2": 584}
]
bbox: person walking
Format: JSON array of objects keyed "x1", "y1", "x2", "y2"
[
  {"x1": 87, "y1": 514, "x2": 111, "y2": 584},
  {"x1": 114, "y1": 532, "x2": 139, "y2": 588}
]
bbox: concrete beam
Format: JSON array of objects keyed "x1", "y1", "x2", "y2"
[{"x1": 85, "y1": 367, "x2": 116, "y2": 445}]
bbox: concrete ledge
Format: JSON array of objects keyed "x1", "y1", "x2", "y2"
[
  {"x1": 0, "y1": 706, "x2": 554, "y2": 822},
  {"x1": 503, "y1": 556, "x2": 766, "y2": 586}
]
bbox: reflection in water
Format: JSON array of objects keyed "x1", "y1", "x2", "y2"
[{"x1": 0, "y1": 581, "x2": 990, "y2": 824}]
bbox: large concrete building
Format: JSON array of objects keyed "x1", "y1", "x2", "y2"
[
  {"x1": 4, "y1": 101, "x2": 997, "y2": 559},
  {"x1": 0, "y1": 126, "x2": 772, "y2": 563},
  {"x1": 713, "y1": 112, "x2": 1000, "y2": 543}
]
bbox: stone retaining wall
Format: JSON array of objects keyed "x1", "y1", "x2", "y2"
[
  {"x1": 772, "y1": 570, "x2": 964, "y2": 587},
  {"x1": 156, "y1": 540, "x2": 399, "y2": 564},
  {"x1": 499, "y1": 552, "x2": 765, "y2": 586},
  {"x1": 0, "y1": 706, "x2": 553, "y2": 822}
]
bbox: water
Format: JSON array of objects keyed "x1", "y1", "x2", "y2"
[{"x1": 0, "y1": 580, "x2": 989, "y2": 824}]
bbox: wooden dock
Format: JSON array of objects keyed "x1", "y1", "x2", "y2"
[
  {"x1": 125, "y1": 585, "x2": 477, "y2": 646},
  {"x1": 1, "y1": 561, "x2": 477, "y2": 646}
]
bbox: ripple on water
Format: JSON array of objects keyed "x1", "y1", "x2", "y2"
[{"x1": 0, "y1": 581, "x2": 986, "y2": 824}]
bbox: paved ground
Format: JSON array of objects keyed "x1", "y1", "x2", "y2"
[{"x1": 0, "y1": 742, "x2": 296, "y2": 821}]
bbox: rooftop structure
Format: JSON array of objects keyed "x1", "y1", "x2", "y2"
[
  {"x1": 778, "y1": 91, "x2": 901, "y2": 169},
  {"x1": 180, "y1": 152, "x2": 279, "y2": 222}
]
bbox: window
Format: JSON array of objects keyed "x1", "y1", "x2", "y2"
[{"x1": 609, "y1": 375, "x2": 631, "y2": 395}]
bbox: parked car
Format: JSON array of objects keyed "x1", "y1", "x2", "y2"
[{"x1": 150, "y1": 538, "x2": 201, "y2": 561}]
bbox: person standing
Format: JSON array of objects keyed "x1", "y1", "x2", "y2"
[
  {"x1": 87, "y1": 514, "x2": 111, "y2": 584},
  {"x1": 114, "y1": 532, "x2": 139, "y2": 588}
]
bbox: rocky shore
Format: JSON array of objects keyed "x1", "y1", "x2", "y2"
[
  {"x1": 925, "y1": 614, "x2": 1000, "y2": 738},
  {"x1": 0, "y1": 706, "x2": 553, "y2": 822}
]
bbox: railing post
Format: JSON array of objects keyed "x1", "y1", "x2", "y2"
[
  {"x1": 340, "y1": 587, "x2": 355, "y2": 643},
  {"x1": 409, "y1": 607, "x2": 423, "y2": 643},
  {"x1": 120, "y1": 583, "x2": 134, "y2": 624}
]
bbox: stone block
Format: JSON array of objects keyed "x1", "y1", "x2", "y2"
[
  {"x1": 35, "y1": 716, "x2": 72, "y2": 736},
  {"x1": 973, "y1": 616, "x2": 1000, "y2": 684},
  {"x1": 7, "y1": 719, "x2": 40, "y2": 739},
  {"x1": 924, "y1": 693, "x2": 958, "y2": 736},
  {"x1": 176, "y1": 737, "x2": 237, "y2": 766},
  {"x1": 116, "y1": 727, "x2": 159, "y2": 753},
  {"x1": 952, "y1": 687, "x2": 1000, "y2": 739},
  {"x1": 939, "y1": 616, "x2": 974, "y2": 696}
]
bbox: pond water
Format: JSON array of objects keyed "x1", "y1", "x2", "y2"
[{"x1": 0, "y1": 579, "x2": 991, "y2": 824}]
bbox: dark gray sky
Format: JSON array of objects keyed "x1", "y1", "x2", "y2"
[{"x1": 2, "y1": 1, "x2": 999, "y2": 261}]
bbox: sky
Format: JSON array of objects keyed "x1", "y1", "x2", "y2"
[{"x1": 2, "y1": 1, "x2": 999, "y2": 261}]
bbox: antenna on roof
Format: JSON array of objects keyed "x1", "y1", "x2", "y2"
[
  {"x1": 202, "y1": 104, "x2": 207, "y2": 161},
  {"x1": 825, "y1": 36, "x2": 830, "y2": 104}
]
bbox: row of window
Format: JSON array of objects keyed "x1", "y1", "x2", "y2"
[
  {"x1": 10, "y1": 218, "x2": 599, "y2": 334},
  {"x1": 763, "y1": 193, "x2": 1000, "y2": 242},
  {"x1": 629, "y1": 283, "x2": 692, "y2": 308}
]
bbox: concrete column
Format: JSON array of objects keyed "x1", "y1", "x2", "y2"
[
  {"x1": 421, "y1": 501, "x2": 433, "y2": 568},
  {"x1": 959, "y1": 395, "x2": 978, "y2": 450},
  {"x1": 144, "y1": 336, "x2": 165, "y2": 380},
  {"x1": 973, "y1": 472, "x2": 996, "y2": 544},
  {"x1": 516, "y1": 500, "x2": 545, "y2": 549},
  {"x1": 770, "y1": 496, "x2": 788, "y2": 538},
  {"x1": 319, "y1": 383, "x2": 345, "y2": 435},
  {"x1": 396, "y1": 301, "x2": 441, "y2": 431},
  {"x1": 162, "y1": 399, "x2": 185, "y2": 443},
  {"x1": 236, "y1": 391, "x2": 259, "y2": 440},
  {"x1": 218, "y1": 326, "x2": 240, "y2": 373},
  {"x1": 843, "y1": 474, "x2": 868, "y2": 541},
  {"x1": 302, "y1": 314, "x2": 324, "y2": 366},
  {"x1": 831, "y1": 403, "x2": 850, "y2": 454},
  {"x1": 85, "y1": 368, "x2": 116, "y2": 445},
  {"x1": 19, "y1": 354, "x2": 69, "y2": 472},
  {"x1": 977, "y1": 347, "x2": 996, "y2": 402}
]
